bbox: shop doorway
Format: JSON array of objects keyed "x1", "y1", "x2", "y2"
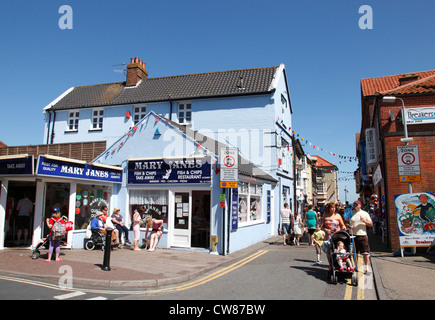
[
  {"x1": 42, "y1": 183, "x2": 70, "y2": 237},
  {"x1": 191, "y1": 191, "x2": 210, "y2": 249},
  {"x1": 4, "y1": 181, "x2": 36, "y2": 247},
  {"x1": 172, "y1": 192, "x2": 190, "y2": 248},
  {"x1": 171, "y1": 190, "x2": 211, "y2": 249}
]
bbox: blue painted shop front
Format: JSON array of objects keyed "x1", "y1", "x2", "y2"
[{"x1": 0, "y1": 112, "x2": 277, "y2": 255}]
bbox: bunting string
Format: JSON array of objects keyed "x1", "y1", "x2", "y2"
[{"x1": 277, "y1": 117, "x2": 358, "y2": 163}]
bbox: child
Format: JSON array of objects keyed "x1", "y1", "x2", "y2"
[
  {"x1": 334, "y1": 241, "x2": 354, "y2": 271},
  {"x1": 45, "y1": 208, "x2": 64, "y2": 263},
  {"x1": 312, "y1": 226, "x2": 325, "y2": 264}
]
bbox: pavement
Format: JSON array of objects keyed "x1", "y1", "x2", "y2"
[{"x1": 0, "y1": 232, "x2": 434, "y2": 299}]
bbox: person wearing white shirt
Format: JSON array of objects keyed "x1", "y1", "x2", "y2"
[{"x1": 350, "y1": 200, "x2": 373, "y2": 274}]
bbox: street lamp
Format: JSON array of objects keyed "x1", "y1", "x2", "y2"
[
  {"x1": 382, "y1": 95, "x2": 413, "y2": 194},
  {"x1": 382, "y1": 96, "x2": 413, "y2": 145}
]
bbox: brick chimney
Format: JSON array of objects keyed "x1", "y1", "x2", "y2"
[{"x1": 126, "y1": 57, "x2": 148, "y2": 87}]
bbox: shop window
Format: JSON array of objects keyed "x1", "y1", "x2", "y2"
[
  {"x1": 238, "y1": 182, "x2": 263, "y2": 225},
  {"x1": 74, "y1": 184, "x2": 111, "y2": 230},
  {"x1": 129, "y1": 190, "x2": 168, "y2": 229}
]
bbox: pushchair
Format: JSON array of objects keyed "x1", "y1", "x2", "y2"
[
  {"x1": 327, "y1": 230, "x2": 358, "y2": 286},
  {"x1": 31, "y1": 216, "x2": 73, "y2": 259}
]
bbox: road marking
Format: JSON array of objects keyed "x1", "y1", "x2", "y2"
[
  {"x1": 344, "y1": 279, "x2": 353, "y2": 300},
  {"x1": 54, "y1": 291, "x2": 86, "y2": 300},
  {"x1": 146, "y1": 250, "x2": 269, "y2": 295},
  {"x1": 0, "y1": 250, "x2": 268, "y2": 296},
  {"x1": 344, "y1": 254, "x2": 367, "y2": 300},
  {"x1": 86, "y1": 296, "x2": 108, "y2": 300}
]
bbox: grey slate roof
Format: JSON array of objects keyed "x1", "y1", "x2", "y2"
[{"x1": 51, "y1": 66, "x2": 279, "y2": 110}]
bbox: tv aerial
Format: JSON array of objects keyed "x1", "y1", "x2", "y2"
[{"x1": 112, "y1": 62, "x2": 126, "y2": 75}]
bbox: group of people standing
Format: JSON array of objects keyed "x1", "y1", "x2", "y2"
[
  {"x1": 91, "y1": 205, "x2": 164, "y2": 252},
  {"x1": 280, "y1": 203, "x2": 319, "y2": 246},
  {"x1": 42, "y1": 204, "x2": 164, "y2": 261},
  {"x1": 280, "y1": 199, "x2": 373, "y2": 274}
]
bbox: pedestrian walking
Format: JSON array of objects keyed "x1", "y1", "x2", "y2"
[
  {"x1": 45, "y1": 208, "x2": 64, "y2": 263},
  {"x1": 293, "y1": 212, "x2": 303, "y2": 245},
  {"x1": 321, "y1": 202, "x2": 347, "y2": 271},
  {"x1": 280, "y1": 203, "x2": 292, "y2": 245},
  {"x1": 312, "y1": 226, "x2": 325, "y2": 264},
  {"x1": 305, "y1": 204, "x2": 317, "y2": 245},
  {"x1": 350, "y1": 200, "x2": 373, "y2": 274}
]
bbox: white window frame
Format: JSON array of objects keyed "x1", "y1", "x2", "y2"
[
  {"x1": 238, "y1": 181, "x2": 263, "y2": 226},
  {"x1": 178, "y1": 102, "x2": 192, "y2": 124},
  {"x1": 133, "y1": 105, "x2": 147, "y2": 125},
  {"x1": 91, "y1": 108, "x2": 104, "y2": 130},
  {"x1": 67, "y1": 110, "x2": 79, "y2": 132}
]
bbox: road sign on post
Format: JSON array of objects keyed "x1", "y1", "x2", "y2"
[
  {"x1": 397, "y1": 145, "x2": 421, "y2": 182},
  {"x1": 220, "y1": 147, "x2": 238, "y2": 188}
]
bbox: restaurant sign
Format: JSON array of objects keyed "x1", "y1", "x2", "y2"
[{"x1": 128, "y1": 156, "x2": 211, "y2": 184}]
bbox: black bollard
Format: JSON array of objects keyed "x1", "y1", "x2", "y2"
[{"x1": 102, "y1": 228, "x2": 113, "y2": 271}]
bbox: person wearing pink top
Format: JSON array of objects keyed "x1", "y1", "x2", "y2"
[
  {"x1": 144, "y1": 217, "x2": 164, "y2": 252},
  {"x1": 280, "y1": 203, "x2": 292, "y2": 245}
]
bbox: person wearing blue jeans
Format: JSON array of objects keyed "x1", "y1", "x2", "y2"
[{"x1": 111, "y1": 207, "x2": 131, "y2": 245}]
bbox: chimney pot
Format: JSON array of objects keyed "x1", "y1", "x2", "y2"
[{"x1": 126, "y1": 56, "x2": 148, "y2": 86}]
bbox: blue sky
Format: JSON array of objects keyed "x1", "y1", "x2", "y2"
[{"x1": 0, "y1": 0, "x2": 434, "y2": 203}]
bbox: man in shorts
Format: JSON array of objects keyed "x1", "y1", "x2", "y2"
[
  {"x1": 280, "y1": 203, "x2": 293, "y2": 245},
  {"x1": 351, "y1": 200, "x2": 373, "y2": 274}
]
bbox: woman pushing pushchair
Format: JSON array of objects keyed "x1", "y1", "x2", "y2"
[{"x1": 320, "y1": 202, "x2": 358, "y2": 285}]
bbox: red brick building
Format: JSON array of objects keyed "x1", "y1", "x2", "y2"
[{"x1": 358, "y1": 70, "x2": 435, "y2": 251}]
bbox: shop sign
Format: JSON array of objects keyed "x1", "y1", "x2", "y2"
[
  {"x1": 36, "y1": 155, "x2": 122, "y2": 183},
  {"x1": 394, "y1": 192, "x2": 435, "y2": 248},
  {"x1": 405, "y1": 107, "x2": 435, "y2": 125},
  {"x1": 231, "y1": 188, "x2": 238, "y2": 231},
  {"x1": 267, "y1": 190, "x2": 271, "y2": 224},
  {"x1": 128, "y1": 156, "x2": 211, "y2": 184},
  {"x1": 0, "y1": 155, "x2": 34, "y2": 176}
]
